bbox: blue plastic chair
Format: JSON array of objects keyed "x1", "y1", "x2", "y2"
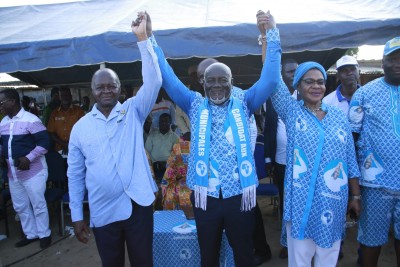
[
  {"x1": 60, "y1": 191, "x2": 88, "y2": 236},
  {"x1": 45, "y1": 151, "x2": 68, "y2": 236},
  {"x1": 254, "y1": 135, "x2": 280, "y2": 217}
]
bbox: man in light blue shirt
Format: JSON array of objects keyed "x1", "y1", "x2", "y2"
[{"x1": 67, "y1": 13, "x2": 161, "y2": 267}]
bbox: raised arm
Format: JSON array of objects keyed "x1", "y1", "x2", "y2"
[
  {"x1": 245, "y1": 11, "x2": 281, "y2": 114},
  {"x1": 256, "y1": 10, "x2": 268, "y2": 64},
  {"x1": 144, "y1": 12, "x2": 196, "y2": 114},
  {"x1": 131, "y1": 12, "x2": 162, "y2": 122},
  {"x1": 255, "y1": 11, "x2": 296, "y2": 123}
]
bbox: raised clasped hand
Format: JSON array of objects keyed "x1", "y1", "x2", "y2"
[
  {"x1": 131, "y1": 11, "x2": 147, "y2": 40},
  {"x1": 256, "y1": 10, "x2": 276, "y2": 33}
]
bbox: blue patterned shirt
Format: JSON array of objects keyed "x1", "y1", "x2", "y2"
[
  {"x1": 151, "y1": 28, "x2": 281, "y2": 199},
  {"x1": 272, "y1": 79, "x2": 360, "y2": 248},
  {"x1": 349, "y1": 77, "x2": 400, "y2": 191}
]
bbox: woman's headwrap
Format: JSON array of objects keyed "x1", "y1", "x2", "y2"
[{"x1": 292, "y1": 61, "x2": 327, "y2": 89}]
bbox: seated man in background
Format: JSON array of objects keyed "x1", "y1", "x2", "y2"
[
  {"x1": 150, "y1": 89, "x2": 176, "y2": 132},
  {"x1": 145, "y1": 113, "x2": 179, "y2": 181}
]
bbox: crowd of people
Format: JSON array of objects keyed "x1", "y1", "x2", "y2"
[{"x1": 0, "y1": 8, "x2": 399, "y2": 267}]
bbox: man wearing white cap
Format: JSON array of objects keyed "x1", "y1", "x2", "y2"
[
  {"x1": 323, "y1": 55, "x2": 360, "y2": 114},
  {"x1": 349, "y1": 36, "x2": 400, "y2": 267}
]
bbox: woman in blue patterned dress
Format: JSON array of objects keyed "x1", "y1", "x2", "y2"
[{"x1": 270, "y1": 60, "x2": 362, "y2": 267}]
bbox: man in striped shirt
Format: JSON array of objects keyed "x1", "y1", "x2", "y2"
[{"x1": 0, "y1": 88, "x2": 51, "y2": 248}]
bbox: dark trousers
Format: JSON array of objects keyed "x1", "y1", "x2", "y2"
[
  {"x1": 92, "y1": 201, "x2": 153, "y2": 267},
  {"x1": 191, "y1": 192, "x2": 255, "y2": 267},
  {"x1": 152, "y1": 161, "x2": 166, "y2": 183},
  {"x1": 253, "y1": 201, "x2": 269, "y2": 256},
  {"x1": 273, "y1": 163, "x2": 286, "y2": 218}
]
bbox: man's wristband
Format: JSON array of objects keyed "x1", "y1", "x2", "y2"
[
  {"x1": 258, "y1": 34, "x2": 266, "y2": 45},
  {"x1": 349, "y1": 195, "x2": 361, "y2": 201}
]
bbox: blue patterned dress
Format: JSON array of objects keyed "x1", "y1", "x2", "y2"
[{"x1": 271, "y1": 79, "x2": 360, "y2": 248}]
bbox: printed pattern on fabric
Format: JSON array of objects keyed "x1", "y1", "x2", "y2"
[
  {"x1": 358, "y1": 186, "x2": 400, "y2": 246},
  {"x1": 271, "y1": 79, "x2": 360, "y2": 248},
  {"x1": 153, "y1": 210, "x2": 234, "y2": 266},
  {"x1": 349, "y1": 77, "x2": 400, "y2": 190},
  {"x1": 186, "y1": 88, "x2": 255, "y2": 199},
  {"x1": 150, "y1": 27, "x2": 281, "y2": 200},
  {"x1": 161, "y1": 141, "x2": 192, "y2": 210}
]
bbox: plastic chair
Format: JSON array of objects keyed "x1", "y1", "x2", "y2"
[
  {"x1": 45, "y1": 151, "x2": 67, "y2": 236},
  {"x1": 60, "y1": 191, "x2": 88, "y2": 236},
  {"x1": 254, "y1": 136, "x2": 280, "y2": 218}
]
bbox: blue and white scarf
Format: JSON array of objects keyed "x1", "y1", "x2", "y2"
[{"x1": 193, "y1": 96, "x2": 257, "y2": 211}]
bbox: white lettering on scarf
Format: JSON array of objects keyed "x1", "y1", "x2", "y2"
[
  {"x1": 232, "y1": 108, "x2": 247, "y2": 158},
  {"x1": 198, "y1": 109, "x2": 209, "y2": 156}
]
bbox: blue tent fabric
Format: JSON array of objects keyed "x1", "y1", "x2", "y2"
[{"x1": 0, "y1": 0, "x2": 399, "y2": 86}]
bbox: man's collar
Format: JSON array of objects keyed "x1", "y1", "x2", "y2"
[
  {"x1": 336, "y1": 84, "x2": 361, "y2": 102},
  {"x1": 91, "y1": 102, "x2": 121, "y2": 118},
  {"x1": 335, "y1": 85, "x2": 350, "y2": 102},
  {"x1": 6, "y1": 108, "x2": 24, "y2": 120}
]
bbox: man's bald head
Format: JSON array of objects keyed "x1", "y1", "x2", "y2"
[
  {"x1": 204, "y1": 62, "x2": 232, "y2": 80},
  {"x1": 197, "y1": 58, "x2": 219, "y2": 83},
  {"x1": 91, "y1": 68, "x2": 121, "y2": 90}
]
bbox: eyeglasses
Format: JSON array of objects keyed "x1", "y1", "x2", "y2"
[
  {"x1": 301, "y1": 78, "x2": 325, "y2": 86},
  {"x1": 0, "y1": 99, "x2": 9, "y2": 106}
]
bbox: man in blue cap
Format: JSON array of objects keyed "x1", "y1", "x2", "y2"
[{"x1": 349, "y1": 36, "x2": 400, "y2": 267}]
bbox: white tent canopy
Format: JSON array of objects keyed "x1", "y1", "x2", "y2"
[{"x1": 0, "y1": 0, "x2": 399, "y2": 87}]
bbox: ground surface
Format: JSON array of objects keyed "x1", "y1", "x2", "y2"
[{"x1": 0, "y1": 197, "x2": 396, "y2": 266}]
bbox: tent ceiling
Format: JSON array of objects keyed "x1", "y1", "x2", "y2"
[
  {"x1": 8, "y1": 49, "x2": 347, "y2": 89},
  {"x1": 0, "y1": 0, "x2": 399, "y2": 88}
]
